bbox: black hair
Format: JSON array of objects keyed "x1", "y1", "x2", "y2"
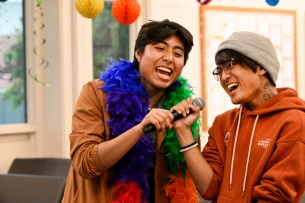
[
  {"x1": 132, "y1": 19, "x2": 194, "y2": 71},
  {"x1": 216, "y1": 49, "x2": 258, "y2": 72}
]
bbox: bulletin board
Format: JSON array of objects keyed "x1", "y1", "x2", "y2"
[{"x1": 200, "y1": 6, "x2": 296, "y2": 131}]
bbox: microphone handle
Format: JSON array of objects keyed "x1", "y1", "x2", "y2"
[
  {"x1": 142, "y1": 109, "x2": 194, "y2": 134},
  {"x1": 142, "y1": 124, "x2": 156, "y2": 134}
]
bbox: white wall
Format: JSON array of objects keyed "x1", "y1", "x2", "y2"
[{"x1": 0, "y1": 0, "x2": 304, "y2": 173}]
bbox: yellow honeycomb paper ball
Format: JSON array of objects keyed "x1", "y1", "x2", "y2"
[{"x1": 75, "y1": 0, "x2": 104, "y2": 19}]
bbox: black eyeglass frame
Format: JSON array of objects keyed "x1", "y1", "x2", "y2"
[{"x1": 212, "y1": 58, "x2": 237, "y2": 81}]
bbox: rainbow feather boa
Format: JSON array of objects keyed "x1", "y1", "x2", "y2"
[{"x1": 99, "y1": 59, "x2": 201, "y2": 203}]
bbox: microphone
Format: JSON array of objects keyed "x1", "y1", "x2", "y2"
[{"x1": 142, "y1": 97, "x2": 205, "y2": 134}]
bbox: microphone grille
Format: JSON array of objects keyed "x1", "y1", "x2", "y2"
[{"x1": 192, "y1": 97, "x2": 205, "y2": 110}]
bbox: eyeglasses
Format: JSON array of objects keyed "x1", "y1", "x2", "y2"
[{"x1": 212, "y1": 59, "x2": 237, "y2": 81}]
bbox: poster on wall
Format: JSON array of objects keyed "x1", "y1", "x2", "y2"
[{"x1": 200, "y1": 6, "x2": 296, "y2": 131}]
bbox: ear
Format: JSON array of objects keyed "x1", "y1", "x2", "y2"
[
  {"x1": 258, "y1": 66, "x2": 267, "y2": 75},
  {"x1": 135, "y1": 49, "x2": 141, "y2": 62}
]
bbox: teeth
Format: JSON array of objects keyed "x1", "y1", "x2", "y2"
[
  {"x1": 157, "y1": 67, "x2": 171, "y2": 73},
  {"x1": 228, "y1": 83, "x2": 238, "y2": 90}
]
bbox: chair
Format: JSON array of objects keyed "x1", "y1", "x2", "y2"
[
  {"x1": 5, "y1": 157, "x2": 71, "y2": 203},
  {"x1": 0, "y1": 174, "x2": 66, "y2": 203},
  {"x1": 8, "y1": 157, "x2": 71, "y2": 177}
]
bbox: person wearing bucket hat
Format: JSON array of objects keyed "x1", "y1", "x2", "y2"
[{"x1": 169, "y1": 31, "x2": 305, "y2": 202}]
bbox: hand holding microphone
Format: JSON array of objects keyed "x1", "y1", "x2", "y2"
[{"x1": 142, "y1": 97, "x2": 205, "y2": 134}]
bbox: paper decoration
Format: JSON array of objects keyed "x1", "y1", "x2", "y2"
[
  {"x1": 112, "y1": 0, "x2": 141, "y2": 25},
  {"x1": 197, "y1": 0, "x2": 212, "y2": 5},
  {"x1": 75, "y1": 0, "x2": 104, "y2": 18},
  {"x1": 266, "y1": 0, "x2": 279, "y2": 6},
  {"x1": 28, "y1": 3, "x2": 51, "y2": 87},
  {"x1": 36, "y1": 0, "x2": 43, "y2": 5}
]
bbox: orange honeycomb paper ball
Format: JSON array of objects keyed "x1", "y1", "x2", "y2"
[
  {"x1": 75, "y1": 0, "x2": 104, "y2": 18},
  {"x1": 112, "y1": 0, "x2": 141, "y2": 25}
]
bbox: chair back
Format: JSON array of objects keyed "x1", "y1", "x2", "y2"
[
  {"x1": 8, "y1": 158, "x2": 71, "y2": 177},
  {"x1": 0, "y1": 174, "x2": 66, "y2": 203}
]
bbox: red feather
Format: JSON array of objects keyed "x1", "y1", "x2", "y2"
[
  {"x1": 164, "y1": 170, "x2": 199, "y2": 203},
  {"x1": 111, "y1": 182, "x2": 143, "y2": 203}
]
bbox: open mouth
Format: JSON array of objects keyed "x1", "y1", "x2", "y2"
[
  {"x1": 156, "y1": 67, "x2": 172, "y2": 78},
  {"x1": 228, "y1": 83, "x2": 238, "y2": 92}
]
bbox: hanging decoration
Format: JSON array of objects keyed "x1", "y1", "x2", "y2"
[
  {"x1": 112, "y1": 0, "x2": 141, "y2": 25},
  {"x1": 266, "y1": 0, "x2": 279, "y2": 6},
  {"x1": 75, "y1": 0, "x2": 104, "y2": 19},
  {"x1": 196, "y1": 0, "x2": 212, "y2": 5},
  {"x1": 28, "y1": 2, "x2": 51, "y2": 87},
  {"x1": 36, "y1": 0, "x2": 43, "y2": 5}
]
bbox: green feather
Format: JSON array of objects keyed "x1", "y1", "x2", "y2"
[{"x1": 162, "y1": 77, "x2": 201, "y2": 180}]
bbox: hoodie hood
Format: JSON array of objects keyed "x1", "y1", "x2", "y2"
[{"x1": 243, "y1": 88, "x2": 305, "y2": 116}]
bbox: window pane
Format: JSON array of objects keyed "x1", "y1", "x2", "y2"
[
  {"x1": 0, "y1": 0, "x2": 26, "y2": 124},
  {"x1": 92, "y1": 2, "x2": 129, "y2": 79}
]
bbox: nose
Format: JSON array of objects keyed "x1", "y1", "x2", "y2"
[
  {"x1": 163, "y1": 50, "x2": 173, "y2": 63},
  {"x1": 220, "y1": 69, "x2": 231, "y2": 81}
]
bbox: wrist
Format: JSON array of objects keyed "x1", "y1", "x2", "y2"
[
  {"x1": 174, "y1": 127, "x2": 192, "y2": 138},
  {"x1": 179, "y1": 141, "x2": 198, "y2": 153}
]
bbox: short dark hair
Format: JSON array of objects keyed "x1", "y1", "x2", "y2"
[
  {"x1": 216, "y1": 49, "x2": 258, "y2": 72},
  {"x1": 132, "y1": 19, "x2": 194, "y2": 70},
  {"x1": 216, "y1": 49, "x2": 274, "y2": 86}
]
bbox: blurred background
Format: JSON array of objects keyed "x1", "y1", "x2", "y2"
[{"x1": 0, "y1": 0, "x2": 304, "y2": 174}]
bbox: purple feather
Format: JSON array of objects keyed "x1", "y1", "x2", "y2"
[{"x1": 100, "y1": 59, "x2": 153, "y2": 202}]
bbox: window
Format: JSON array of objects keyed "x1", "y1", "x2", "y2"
[
  {"x1": 0, "y1": 0, "x2": 26, "y2": 124},
  {"x1": 92, "y1": 1, "x2": 130, "y2": 79}
]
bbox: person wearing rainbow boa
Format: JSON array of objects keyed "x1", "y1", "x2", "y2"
[{"x1": 62, "y1": 19, "x2": 202, "y2": 203}]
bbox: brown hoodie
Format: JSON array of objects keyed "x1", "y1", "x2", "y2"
[{"x1": 202, "y1": 88, "x2": 305, "y2": 202}]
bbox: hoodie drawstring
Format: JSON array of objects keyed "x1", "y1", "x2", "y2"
[
  {"x1": 229, "y1": 106, "x2": 243, "y2": 190},
  {"x1": 242, "y1": 115, "x2": 259, "y2": 197},
  {"x1": 229, "y1": 106, "x2": 260, "y2": 198}
]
